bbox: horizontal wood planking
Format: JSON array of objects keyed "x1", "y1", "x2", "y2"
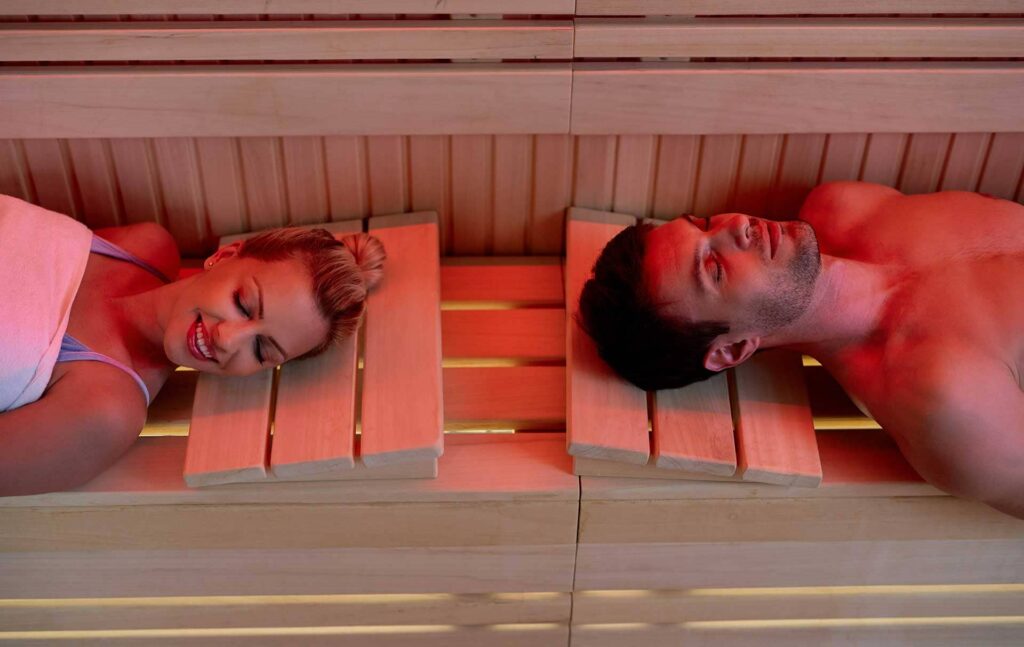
[
  {"x1": 441, "y1": 309, "x2": 565, "y2": 361},
  {"x1": 572, "y1": 63, "x2": 1024, "y2": 135},
  {"x1": 0, "y1": 64, "x2": 572, "y2": 138},
  {"x1": 443, "y1": 366, "x2": 565, "y2": 429},
  {"x1": 0, "y1": 20, "x2": 573, "y2": 62},
  {"x1": 3, "y1": 134, "x2": 1020, "y2": 258},
  {"x1": 571, "y1": 585, "x2": 1024, "y2": 624},
  {"x1": 651, "y1": 372, "x2": 736, "y2": 476},
  {"x1": 574, "y1": 0, "x2": 1024, "y2": 15},
  {"x1": 0, "y1": 1, "x2": 574, "y2": 14},
  {"x1": 575, "y1": 18, "x2": 1024, "y2": 59},
  {"x1": 441, "y1": 259, "x2": 564, "y2": 304},
  {"x1": 0, "y1": 592, "x2": 572, "y2": 631}
]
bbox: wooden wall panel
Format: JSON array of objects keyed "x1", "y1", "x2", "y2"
[{"x1": 3, "y1": 133, "x2": 1022, "y2": 256}]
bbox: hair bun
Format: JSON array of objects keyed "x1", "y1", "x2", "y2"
[{"x1": 341, "y1": 233, "x2": 386, "y2": 291}]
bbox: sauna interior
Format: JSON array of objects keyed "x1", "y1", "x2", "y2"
[{"x1": 1, "y1": 2, "x2": 1023, "y2": 645}]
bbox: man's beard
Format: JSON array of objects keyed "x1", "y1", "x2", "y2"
[{"x1": 750, "y1": 221, "x2": 821, "y2": 331}]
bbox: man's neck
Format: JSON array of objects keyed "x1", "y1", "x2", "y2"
[{"x1": 761, "y1": 255, "x2": 903, "y2": 358}]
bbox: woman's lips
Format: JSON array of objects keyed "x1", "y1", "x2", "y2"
[{"x1": 187, "y1": 315, "x2": 215, "y2": 363}]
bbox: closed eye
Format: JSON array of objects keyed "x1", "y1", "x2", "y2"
[{"x1": 233, "y1": 290, "x2": 251, "y2": 318}]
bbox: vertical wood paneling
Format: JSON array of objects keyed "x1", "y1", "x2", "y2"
[
  {"x1": 530, "y1": 134, "x2": 572, "y2": 254},
  {"x1": 0, "y1": 140, "x2": 32, "y2": 201},
  {"x1": 819, "y1": 134, "x2": 868, "y2": 184},
  {"x1": 408, "y1": 135, "x2": 449, "y2": 252},
  {"x1": 859, "y1": 133, "x2": 908, "y2": 187},
  {"x1": 152, "y1": 137, "x2": 207, "y2": 255},
  {"x1": 611, "y1": 135, "x2": 657, "y2": 217},
  {"x1": 196, "y1": 137, "x2": 249, "y2": 241},
  {"x1": 939, "y1": 133, "x2": 991, "y2": 192},
  {"x1": 109, "y1": 139, "x2": 164, "y2": 225},
  {"x1": 769, "y1": 134, "x2": 827, "y2": 218},
  {"x1": 898, "y1": 133, "x2": 952, "y2": 195},
  {"x1": 451, "y1": 134, "x2": 494, "y2": 254},
  {"x1": 20, "y1": 140, "x2": 79, "y2": 220},
  {"x1": 239, "y1": 137, "x2": 288, "y2": 231},
  {"x1": 573, "y1": 135, "x2": 617, "y2": 211},
  {"x1": 492, "y1": 135, "x2": 532, "y2": 254},
  {"x1": 366, "y1": 135, "x2": 408, "y2": 217},
  {"x1": 732, "y1": 134, "x2": 783, "y2": 217},
  {"x1": 693, "y1": 135, "x2": 741, "y2": 217},
  {"x1": 65, "y1": 139, "x2": 122, "y2": 229},
  {"x1": 324, "y1": 135, "x2": 369, "y2": 223},
  {"x1": 977, "y1": 133, "x2": 1024, "y2": 200},
  {"x1": 281, "y1": 136, "x2": 329, "y2": 227},
  {"x1": 651, "y1": 135, "x2": 700, "y2": 219}
]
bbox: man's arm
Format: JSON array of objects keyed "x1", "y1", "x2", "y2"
[
  {"x1": 878, "y1": 354, "x2": 1024, "y2": 519},
  {"x1": 0, "y1": 365, "x2": 146, "y2": 496}
]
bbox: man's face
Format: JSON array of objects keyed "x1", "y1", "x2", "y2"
[{"x1": 643, "y1": 213, "x2": 822, "y2": 335}]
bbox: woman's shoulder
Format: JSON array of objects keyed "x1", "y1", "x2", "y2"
[{"x1": 93, "y1": 222, "x2": 181, "y2": 282}]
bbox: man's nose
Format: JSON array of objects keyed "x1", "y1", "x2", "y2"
[{"x1": 725, "y1": 215, "x2": 752, "y2": 250}]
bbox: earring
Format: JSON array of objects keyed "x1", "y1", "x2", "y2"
[{"x1": 204, "y1": 257, "x2": 215, "y2": 270}]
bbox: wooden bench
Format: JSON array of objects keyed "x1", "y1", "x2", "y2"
[{"x1": 1, "y1": 3, "x2": 1023, "y2": 645}]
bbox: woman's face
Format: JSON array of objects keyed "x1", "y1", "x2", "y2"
[{"x1": 164, "y1": 254, "x2": 330, "y2": 376}]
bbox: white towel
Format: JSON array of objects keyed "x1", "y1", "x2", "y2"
[{"x1": 0, "y1": 195, "x2": 93, "y2": 412}]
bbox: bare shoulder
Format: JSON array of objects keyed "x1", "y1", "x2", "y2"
[
  {"x1": 798, "y1": 181, "x2": 903, "y2": 228},
  {"x1": 47, "y1": 362, "x2": 149, "y2": 434},
  {"x1": 93, "y1": 221, "x2": 181, "y2": 281}
]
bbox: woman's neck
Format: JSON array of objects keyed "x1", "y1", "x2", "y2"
[{"x1": 109, "y1": 276, "x2": 195, "y2": 370}]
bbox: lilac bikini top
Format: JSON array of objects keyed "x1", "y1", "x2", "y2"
[{"x1": 55, "y1": 235, "x2": 174, "y2": 406}]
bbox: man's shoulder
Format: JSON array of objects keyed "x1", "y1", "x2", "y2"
[{"x1": 797, "y1": 181, "x2": 903, "y2": 231}]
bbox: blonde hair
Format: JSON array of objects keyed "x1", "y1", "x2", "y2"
[{"x1": 237, "y1": 227, "x2": 386, "y2": 358}]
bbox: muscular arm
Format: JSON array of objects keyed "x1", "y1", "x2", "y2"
[
  {"x1": 0, "y1": 366, "x2": 146, "y2": 496},
  {"x1": 878, "y1": 355, "x2": 1024, "y2": 519}
]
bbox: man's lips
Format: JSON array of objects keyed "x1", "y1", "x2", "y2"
[{"x1": 767, "y1": 220, "x2": 780, "y2": 259}]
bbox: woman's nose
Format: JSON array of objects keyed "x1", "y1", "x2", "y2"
[{"x1": 212, "y1": 319, "x2": 253, "y2": 355}]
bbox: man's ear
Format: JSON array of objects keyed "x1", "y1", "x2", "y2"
[
  {"x1": 203, "y1": 240, "x2": 243, "y2": 270},
  {"x1": 704, "y1": 336, "x2": 760, "y2": 372}
]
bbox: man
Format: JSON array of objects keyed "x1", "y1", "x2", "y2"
[{"x1": 578, "y1": 181, "x2": 1023, "y2": 519}]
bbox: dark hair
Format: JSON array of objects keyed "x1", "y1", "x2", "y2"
[{"x1": 576, "y1": 223, "x2": 729, "y2": 391}]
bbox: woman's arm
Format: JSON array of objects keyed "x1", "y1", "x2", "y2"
[{"x1": 0, "y1": 365, "x2": 146, "y2": 496}]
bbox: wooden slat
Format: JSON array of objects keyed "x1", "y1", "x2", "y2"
[
  {"x1": 450, "y1": 135, "x2": 493, "y2": 255},
  {"x1": 443, "y1": 366, "x2": 565, "y2": 430},
  {"x1": 575, "y1": 1, "x2": 1024, "y2": 15},
  {"x1": 361, "y1": 212, "x2": 444, "y2": 466},
  {"x1": 0, "y1": 64, "x2": 572, "y2": 138},
  {"x1": 270, "y1": 220, "x2": 363, "y2": 479},
  {"x1": 441, "y1": 259, "x2": 563, "y2": 305},
  {"x1": 0, "y1": 1, "x2": 574, "y2": 14},
  {"x1": 571, "y1": 63, "x2": 1024, "y2": 135},
  {"x1": 651, "y1": 372, "x2": 736, "y2": 476},
  {"x1": 651, "y1": 135, "x2": 699, "y2": 219},
  {"x1": 731, "y1": 351, "x2": 822, "y2": 487},
  {"x1": 492, "y1": 135, "x2": 533, "y2": 255},
  {"x1": 693, "y1": 135, "x2": 741, "y2": 217},
  {"x1": 530, "y1": 134, "x2": 573, "y2": 255},
  {"x1": 565, "y1": 207, "x2": 649, "y2": 464},
  {"x1": 441, "y1": 309, "x2": 565, "y2": 361},
  {"x1": 0, "y1": 20, "x2": 573, "y2": 62},
  {"x1": 184, "y1": 370, "x2": 274, "y2": 488},
  {"x1": 575, "y1": 18, "x2": 1024, "y2": 59}
]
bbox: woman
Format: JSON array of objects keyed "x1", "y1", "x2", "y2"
[{"x1": 0, "y1": 195, "x2": 385, "y2": 496}]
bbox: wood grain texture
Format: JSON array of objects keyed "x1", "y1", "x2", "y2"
[
  {"x1": 651, "y1": 135, "x2": 700, "y2": 219},
  {"x1": 441, "y1": 309, "x2": 565, "y2": 361},
  {"x1": 575, "y1": 18, "x2": 1024, "y2": 59},
  {"x1": 565, "y1": 208, "x2": 650, "y2": 464},
  {"x1": 651, "y1": 371, "x2": 736, "y2": 476},
  {"x1": 0, "y1": 20, "x2": 573, "y2": 62},
  {"x1": 575, "y1": 1, "x2": 1024, "y2": 15},
  {"x1": 0, "y1": 64, "x2": 572, "y2": 137},
  {"x1": 441, "y1": 259, "x2": 563, "y2": 305},
  {"x1": 443, "y1": 366, "x2": 565, "y2": 429},
  {"x1": 0, "y1": 1, "x2": 575, "y2": 14},
  {"x1": 571, "y1": 63, "x2": 1024, "y2": 135},
  {"x1": 731, "y1": 351, "x2": 822, "y2": 487},
  {"x1": 362, "y1": 212, "x2": 444, "y2": 466},
  {"x1": 450, "y1": 135, "x2": 493, "y2": 255}
]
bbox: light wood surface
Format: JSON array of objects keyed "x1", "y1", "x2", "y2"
[
  {"x1": 651, "y1": 372, "x2": 736, "y2": 476},
  {"x1": 0, "y1": 20, "x2": 573, "y2": 62},
  {"x1": 184, "y1": 370, "x2": 274, "y2": 487},
  {"x1": 571, "y1": 63, "x2": 1024, "y2": 135},
  {"x1": 443, "y1": 366, "x2": 565, "y2": 430},
  {"x1": 0, "y1": 1, "x2": 574, "y2": 14},
  {"x1": 270, "y1": 220, "x2": 363, "y2": 479},
  {"x1": 361, "y1": 212, "x2": 444, "y2": 466},
  {"x1": 575, "y1": 0, "x2": 1024, "y2": 15},
  {"x1": 441, "y1": 259, "x2": 563, "y2": 305},
  {"x1": 441, "y1": 309, "x2": 565, "y2": 361},
  {"x1": 731, "y1": 351, "x2": 822, "y2": 487},
  {"x1": 565, "y1": 207, "x2": 650, "y2": 464},
  {"x1": 575, "y1": 18, "x2": 1024, "y2": 59},
  {"x1": 0, "y1": 64, "x2": 572, "y2": 138}
]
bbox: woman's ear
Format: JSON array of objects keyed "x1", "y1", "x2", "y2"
[
  {"x1": 203, "y1": 240, "x2": 243, "y2": 270},
  {"x1": 704, "y1": 336, "x2": 760, "y2": 372}
]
